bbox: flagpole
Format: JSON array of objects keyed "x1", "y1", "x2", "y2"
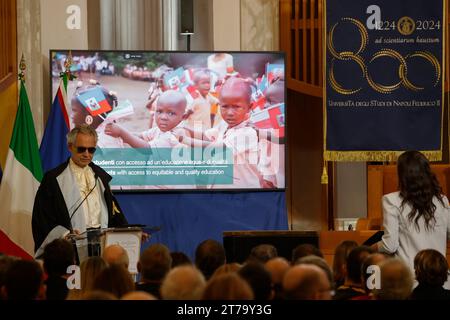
[
  {"x1": 0, "y1": 53, "x2": 43, "y2": 257},
  {"x1": 40, "y1": 52, "x2": 73, "y2": 172},
  {"x1": 61, "y1": 50, "x2": 76, "y2": 90},
  {"x1": 18, "y1": 54, "x2": 26, "y2": 83}
]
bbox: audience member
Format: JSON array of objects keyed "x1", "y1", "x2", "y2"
[
  {"x1": 333, "y1": 246, "x2": 374, "y2": 300},
  {"x1": 136, "y1": 243, "x2": 172, "y2": 298},
  {"x1": 43, "y1": 238, "x2": 75, "y2": 300},
  {"x1": 355, "y1": 253, "x2": 387, "y2": 300},
  {"x1": 121, "y1": 291, "x2": 157, "y2": 300},
  {"x1": 282, "y1": 264, "x2": 332, "y2": 300},
  {"x1": 92, "y1": 264, "x2": 135, "y2": 298},
  {"x1": 265, "y1": 257, "x2": 290, "y2": 300},
  {"x1": 247, "y1": 244, "x2": 278, "y2": 263},
  {"x1": 195, "y1": 239, "x2": 226, "y2": 280},
  {"x1": 102, "y1": 244, "x2": 129, "y2": 269},
  {"x1": 295, "y1": 255, "x2": 334, "y2": 289},
  {"x1": 170, "y1": 251, "x2": 192, "y2": 267},
  {"x1": 238, "y1": 262, "x2": 273, "y2": 300},
  {"x1": 291, "y1": 244, "x2": 323, "y2": 264},
  {"x1": 210, "y1": 263, "x2": 242, "y2": 279},
  {"x1": 160, "y1": 265, "x2": 206, "y2": 300},
  {"x1": 410, "y1": 249, "x2": 450, "y2": 300},
  {"x1": 373, "y1": 258, "x2": 413, "y2": 300},
  {"x1": 0, "y1": 255, "x2": 17, "y2": 300},
  {"x1": 332, "y1": 240, "x2": 358, "y2": 288},
  {"x1": 81, "y1": 290, "x2": 117, "y2": 300},
  {"x1": 202, "y1": 273, "x2": 254, "y2": 300},
  {"x1": 66, "y1": 256, "x2": 107, "y2": 300},
  {"x1": 4, "y1": 259, "x2": 46, "y2": 300}
]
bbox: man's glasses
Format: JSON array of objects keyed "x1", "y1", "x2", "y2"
[{"x1": 76, "y1": 147, "x2": 96, "y2": 154}]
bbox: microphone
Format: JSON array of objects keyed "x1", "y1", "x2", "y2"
[{"x1": 69, "y1": 173, "x2": 99, "y2": 231}]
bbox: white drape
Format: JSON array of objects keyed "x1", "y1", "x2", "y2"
[{"x1": 99, "y1": 0, "x2": 163, "y2": 50}]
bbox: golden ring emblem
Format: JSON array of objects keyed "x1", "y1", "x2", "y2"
[
  {"x1": 397, "y1": 17, "x2": 415, "y2": 35},
  {"x1": 327, "y1": 17, "x2": 440, "y2": 94}
]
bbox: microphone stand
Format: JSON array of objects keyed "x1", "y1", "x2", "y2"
[{"x1": 69, "y1": 175, "x2": 99, "y2": 232}]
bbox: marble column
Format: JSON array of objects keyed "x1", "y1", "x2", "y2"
[{"x1": 17, "y1": 0, "x2": 44, "y2": 139}]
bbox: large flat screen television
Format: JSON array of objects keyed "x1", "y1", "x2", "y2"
[{"x1": 51, "y1": 50, "x2": 286, "y2": 191}]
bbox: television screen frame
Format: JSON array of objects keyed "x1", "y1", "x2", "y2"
[{"x1": 49, "y1": 50, "x2": 287, "y2": 192}]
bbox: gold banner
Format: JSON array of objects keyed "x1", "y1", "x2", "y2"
[{"x1": 324, "y1": 150, "x2": 442, "y2": 162}]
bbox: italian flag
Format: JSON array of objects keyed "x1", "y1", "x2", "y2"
[{"x1": 0, "y1": 80, "x2": 43, "y2": 258}]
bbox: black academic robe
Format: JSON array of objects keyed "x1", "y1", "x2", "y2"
[{"x1": 32, "y1": 159, "x2": 128, "y2": 252}]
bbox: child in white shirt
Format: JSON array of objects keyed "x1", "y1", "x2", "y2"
[{"x1": 105, "y1": 90, "x2": 188, "y2": 148}]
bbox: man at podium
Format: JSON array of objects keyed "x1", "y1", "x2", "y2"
[{"x1": 32, "y1": 125, "x2": 128, "y2": 257}]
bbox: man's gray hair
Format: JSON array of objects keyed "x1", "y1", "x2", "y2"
[
  {"x1": 373, "y1": 258, "x2": 413, "y2": 300},
  {"x1": 160, "y1": 265, "x2": 206, "y2": 300},
  {"x1": 67, "y1": 124, "x2": 98, "y2": 145}
]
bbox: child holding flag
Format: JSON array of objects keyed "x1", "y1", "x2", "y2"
[
  {"x1": 70, "y1": 80, "x2": 125, "y2": 148},
  {"x1": 104, "y1": 90, "x2": 189, "y2": 148}
]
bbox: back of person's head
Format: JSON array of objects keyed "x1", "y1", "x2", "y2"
[
  {"x1": 414, "y1": 249, "x2": 449, "y2": 286},
  {"x1": 291, "y1": 244, "x2": 323, "y2": 264},
  {"x1": 0, "y1": 255, "x2": 18, "y2": 299},
  {"x1": 397, "y1": 150, "x2": 443, "y2": 231},
  {"x1": 80, "y1": 256, "x2": 107, "y2": 293},
  {"x1": 138, "y1": 244, "x2": 172, "y2": 281},
  {"x1": 333, "y1": 240, "x2": 358, "y2": 286},
  {"x1": 238, "y1": 262, "x2": 273, "y2": 300},
  {"x1": 81, "y1": 290, "x2": 117, "y2": 300},
  {"x1": 202, "y1": 273, "x2": 254, "y2": 300},
  {"x1": 160, "y1": 265, "x2": 206, "y2": 300},
  {"x1": 265, "y1": 257, "x2": 290, "y2": 299},
  {"x1": 195, "y1": 239, "x2": 226, "y2": 280},
  {"x1": 373, "y1": 258, "x2": 413, "y2": 300},
  {"x1": 295, "y1": 255, "x2": 334, "y2": 289},
  {"x1": 170, "y1": 251, "x2": 192, "y2": 268},
  {"x1": 210, "y1": 263, "x2": 242, "y2": 279},
  {"x1": 361, "y1": 253, "x2": 388, "y2": 294},
  {"x1": 282, "y1": 264, "x2": 332, "y2": 300},
  {"x1": 43, "y1": 239, "x2": 75, "y2": 276},
  {"x1": 346, "y1": 246, "x2": 374, "y2": 284},
  {"x1": 92, "y1": 264, "x2": 135, "y2": 298},
  {"x1": 247, "y1": 244, "x2": 278, "y2": 263},
  {"x1": 5, "y1": 259, "x2": 44, "y2": 300},
  {"x1": 102, "y1": 244, "x2": 129, "y2": 269},
  {"x1": 121, "y1": 291, "x2": 157, "y2": 300}
]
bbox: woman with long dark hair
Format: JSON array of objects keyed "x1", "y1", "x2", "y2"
[{"x1": 376, "y1": 150, "x2": 450, "y2": 272}]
